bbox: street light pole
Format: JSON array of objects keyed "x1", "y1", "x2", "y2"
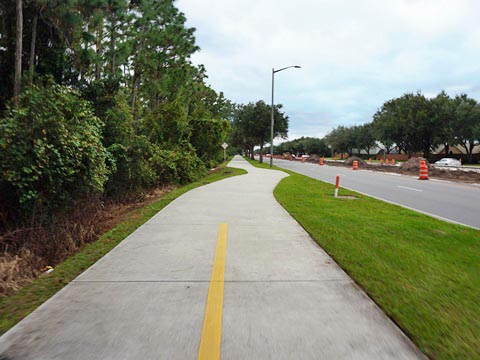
[
  {"x1": 270, "y1": 68, "x2": 275, "y2": 168},
  {"x1": 270, "y1": 65, "x2": 301, "y2": 168}
]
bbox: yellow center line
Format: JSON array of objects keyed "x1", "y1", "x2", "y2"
[{"x1": 198, "y1": 223, "x2": 228, "y2": 360}]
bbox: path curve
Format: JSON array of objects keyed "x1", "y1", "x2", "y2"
[{"x1": 0, "y1": 156, "x2": 424, "y2": 359}]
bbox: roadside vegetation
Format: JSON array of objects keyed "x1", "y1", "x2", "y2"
[
  {"x1": 261, "y1": 92, "x2": 480, "y2": 164},
  {"x1": 246, "y1": 157, "x2": 480, "y2": 359},
  {"x1": 0, "y1": 163, "x2": 246, "y2": 336},
  {"x1": 0, "y1": 1, "x2": 235, "y2": 294},
  {"x1": 323, "y1": 92, "x2": 480, "y2": 162}
]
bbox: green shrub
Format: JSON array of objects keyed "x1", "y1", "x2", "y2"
[
  {"x1": 190, "y1": 118, "x2": 230, "y2": 165},
  {"x1": 152, "y1": 146, "x2": 206, "y2": 185},
  {"x1": 0, "y1": 84, "x2": 108, "y2": 215}
]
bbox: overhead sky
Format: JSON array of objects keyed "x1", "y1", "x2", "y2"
[{"x1": 177, "y1": 0, "x2": 480, "y2": 142}]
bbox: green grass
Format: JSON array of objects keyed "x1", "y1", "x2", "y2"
[
  {"x1": 0, "y1": 163, "x2": 246, "y2": 336},
  {"x1": 245, "y1": 156, "x2": 480, "y2": 359}
]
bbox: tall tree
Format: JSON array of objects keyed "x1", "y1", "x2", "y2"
[
  {"x1": 356, "y1": 123, "x2": 376, "y2": 155},
  {"x1": 453, "y1": 95, "x2": 480, "y2": 162},
  {"x1": 431, "y1": 91, "x2": 455, "y2": 155},
  {"x1": 233, "y1": 101, "x2": 289, "y2": 163}
]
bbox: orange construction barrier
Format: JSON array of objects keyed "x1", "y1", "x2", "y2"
[
  {"x1": 290, "y1": 155, "x2": 292, "y2": 161},
  {"x1": 419, "y1": 160, "x2": 429, "y2": 180},
  {"x1": 302, "y1": 157, "x2": 305, "y2": 163},
  {"x1": 319, "y1": 157, "x2": 324, "y2": 166},
  {"x1": 369, "y1": 158, "x2": 372, "y2": 163},
  {"x1": 334, "y1": 155, "x2": 337, "y2": 161},
  {"x1": 391, "y1": 159, "x2": 396, "y2": 166},
  {"x1": 385, "y1": 158, "x2": 390, "y2": 165},
  {"x1": 353, "y1": 160, "x2": 358, "y2": 170},
  {"x1": 379, "y1": 158, "x2": 383, "y2": 165}
]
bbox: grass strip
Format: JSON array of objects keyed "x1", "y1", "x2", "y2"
[
  {"x1": 0, "y1": 163, "x2": 247, "y2": 336},
  {"x1": 246, "y1": 157, "x2": 480, "y2": 359}
]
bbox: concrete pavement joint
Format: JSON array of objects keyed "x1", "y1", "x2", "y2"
[{"x1": 72, "y1": 279, "x2": 351, "y2": 283}]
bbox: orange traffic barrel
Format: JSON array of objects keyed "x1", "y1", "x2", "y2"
[
  {"x1": 353, "y1": 160, "x2": 358, "y2": 170},
  {"x1": 379, "y1": 158, "x2": 383, "y2": 165},
  {"x1": 369, "y1": 158, "x2": 372, "y2": 163},
  {"x1": 319, "y1": 157, "x2": 324, "y2": 166},
  {"x1": 302, "y1": 157, "x2": 305, "y2": 163},
  {"x1": 385, "y1": 158, "x2": 390, "y2": 165},
  {"x1": 391, "y1": 159, "x2": 396, "y2": 165},
  {"x1": 419, "y1": 161, "x2": 429, "y2": 180}
]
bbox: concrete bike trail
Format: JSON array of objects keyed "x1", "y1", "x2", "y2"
[{"x1": 0, "y1": 156, "x2": 424, "y2": 359}]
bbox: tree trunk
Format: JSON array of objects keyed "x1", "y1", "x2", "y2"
[
  {"x1": 28, "y1": 10, "x2": 37, "y2": 84},
  {"x1": 423, "y1": 147, "x2": 429, "y2": 159},
  {"x1": 259, "y1": 144, "x2": 263, "y2": 163},
  {"x1": 131, "y1": 70, "x2": 141, "y2": 132},
  {"x1": 14, "y1": 0, "x2": 23, "y2": 103},
  {"x1": 460, "y1": 141, "x2": 474, "y2": 164},
  {"x1": 95, "y1": 19, "x2": 103, "y2": 81},
  {"x1": 467, "y1": 142, "x2": 474, "y2": 163},
  {"x1": 110, "y1": 13, "x2": 116, "y2": 76}
]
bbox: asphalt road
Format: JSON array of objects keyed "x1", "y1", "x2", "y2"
[
  {"x1": 266, "y1": 157, "x2": 480, "y2": 229},
  {"x1": 0, "y1": 156, "x2": 423, "y2": 359}
]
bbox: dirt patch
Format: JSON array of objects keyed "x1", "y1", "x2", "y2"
[
  {"x1": 98, "y1": 186, "x2": 176, "y2": 236},
  {"x1": 308, "y1": 154, "x2": 320, "y2": 162},
  {"x1": 325, "y1": 157, "x2": 480, "y2": 183},
  {"x1": 0, "y1": 185, "x2": 177, "y2": 296},
  {"x1": 0, "y1": 250, "x2": 40, "y2": 294},
  {"x1": 399, "y1": 157, "x2": 432, "y2": 171},
  {"x1": 344, "y1": 156, "x2": 368, "y2": 166}
]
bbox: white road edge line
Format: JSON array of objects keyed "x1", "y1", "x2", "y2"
[
  {"x1": 271, "y1": 160, "x2": 479, "y2": 230},
  {"x1": 344, "y1": 186, "x2": 478, "y2": 230},
  {"x1": 397, "y1": 186, "x2": 423, "y2": 192},
  {"x1": 430, "y1": 179, "x2": 451, "y2": 183}
]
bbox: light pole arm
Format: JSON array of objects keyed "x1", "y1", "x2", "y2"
[{"x1": 274, "y1": 65, "x2": 301, "y2": 74}]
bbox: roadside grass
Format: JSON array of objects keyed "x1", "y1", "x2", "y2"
[
  {"x1": 0, "y1": 162, "x2": 246, "y2": 336},
  {"x1": 246, "y1": 157, "x2": 480, "y2": 359}
]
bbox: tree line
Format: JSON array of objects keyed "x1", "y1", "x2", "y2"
[
  {"x1": 0, "y1": 0, "x2": 234, "y2": 224},
  {"x1": 324, "y1": 92, "x2": 480, "y2": 163},
  {"x1": 229, "y1": 100, "x2": 289, "y2": 163},
  {"x1": 275, "y1": 137, "x2": 329, "y2": 157}
]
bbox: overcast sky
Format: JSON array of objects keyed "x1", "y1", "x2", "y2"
[{"x1": 177, "y1": 0, "x2": 480, "y2": 141}]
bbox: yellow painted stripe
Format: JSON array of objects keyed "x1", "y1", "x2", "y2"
[{"x1": 198, "y1": 223, "x2": 228, "y2": 360}]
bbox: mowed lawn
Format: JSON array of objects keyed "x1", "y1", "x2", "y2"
[{"x1": 247, "y1": 158, "x2": 480, "y2": 359}]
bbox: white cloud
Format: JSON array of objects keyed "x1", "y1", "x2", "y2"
[{"x1": 177, "y1": 0, "x2": 480, "y2": 139}]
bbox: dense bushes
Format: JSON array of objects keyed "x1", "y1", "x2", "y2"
[
  {"x1": 0, "y1": 82, "x2": 218, "y2": 220},
  {"x1": 0, "y1": 1, "x2": 232, "y2": 292},
  {"x1": 0, "y1": 84, "x2": 108, "y2": 216},
  {"x1": 190, "y1": 118, "x2": 231, "y2": 168}
]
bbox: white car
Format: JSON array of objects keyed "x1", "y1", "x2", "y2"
[{"x1": 434, "y1": 158, "x2": 461, "y2": 167}]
